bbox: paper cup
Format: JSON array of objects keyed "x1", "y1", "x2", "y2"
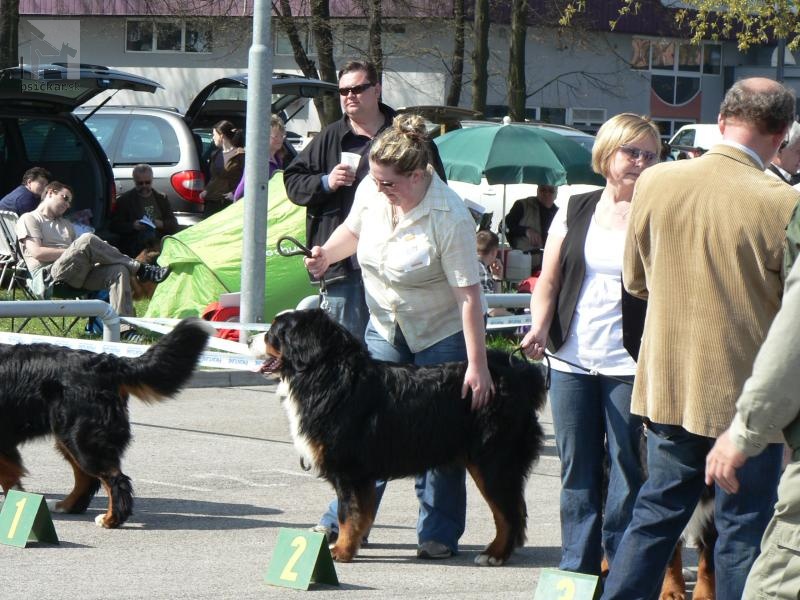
[{"x1": 340, "y1": 151, "x2": 361, "y2": 172}]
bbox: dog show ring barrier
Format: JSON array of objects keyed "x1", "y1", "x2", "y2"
[
  {"x1": 0, "y1": 299, "x2": 121, "y2": 341},
  {"x1": 0, "y1": 291, "x2": 534, "y2": 372},
  {"x1": 294, "y1": 292, "x2": 534, "y2": 331}
]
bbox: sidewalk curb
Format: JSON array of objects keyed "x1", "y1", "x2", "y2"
[{"x1": 187, "y1": 369, "x2": 273, "y2": 388}]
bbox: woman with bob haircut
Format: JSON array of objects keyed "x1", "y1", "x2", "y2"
[{"x1": 521, "y1": 113, "x2": 661, "y2": 575}]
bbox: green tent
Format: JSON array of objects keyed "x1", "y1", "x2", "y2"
[{"x1": 144, "y1": 172, "x2": 314, "y2": 322}]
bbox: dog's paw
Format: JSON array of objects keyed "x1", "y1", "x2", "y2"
[
  {"x1": 474, "y1": 553, "x2": 505, "y2": 566},
  {"x1": 658, "y1": 591, "x2": 686, "y2": 600},
  {"x1": 329, "y1": 544, "x2": 355, "y2": 562},
  {"x1": 47, "y1": 499, "x2": 67, "y2": 513},
  {"x1": 94, "y1": 514, "x2": 119, "y2": 528}
]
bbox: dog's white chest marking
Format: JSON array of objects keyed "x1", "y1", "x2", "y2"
[{"x1": 282, "y1": 389, "x2": 317, "y2": 471}]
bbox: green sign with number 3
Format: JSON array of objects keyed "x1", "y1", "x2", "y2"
[
  {"x1": 264, "y1": 528, "x2": 339, "y2": 590},
  {"x1": 0, "y1": 490, "x2": 59, "y2": 548},
  {"x1": 534, "y1": 568, "x2": 599, "y2": 600}
]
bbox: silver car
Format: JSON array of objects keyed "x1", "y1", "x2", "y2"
[
  {"x1": 77, "y1": 73, "x2": 337, "y2": 229},
  {"x1": 76, "y1": 105, "x2": 205, "y2": 229}
]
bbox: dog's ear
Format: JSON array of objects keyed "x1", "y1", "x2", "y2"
[
  {"x1": 278, "y1": 309, "x2": 363, "y2": 371},
  {"x1": 272, "y1": 310, "x2": 327, "y2": 371}
]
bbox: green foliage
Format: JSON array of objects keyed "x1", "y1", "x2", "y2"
[
  {"x1": 563, "y1": 0, "x2": 800, "y2": 51},
  {"x1": 486, "y1": 332, "x2": 522, "y2": 353}
]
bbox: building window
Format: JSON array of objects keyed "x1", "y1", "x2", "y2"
[
  {"x1": 126, "y1": 20, "x2": 212, "y2": 53},
  {"x1": 631, "y1": 38, "x2": 721, "y2": 75},
  {"x1": 569, "y1": 108, "x2": 606, "y2": 132},
  {"x1": 653, "y1": 119, "x2": 695, "y2": 140},
  {"x1": 539, "y1": 107, "x2": 567, "y2": 124},
  {"x1": 631, "y1": 38, "x2": 721, "y2": 106},
  {"x1": 703, "y1": 44, "x2": 722, "y2": 74}
]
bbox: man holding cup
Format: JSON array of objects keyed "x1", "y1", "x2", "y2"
[{"x1": 284, "y1": 60, "x2": 445, "y2": 343}]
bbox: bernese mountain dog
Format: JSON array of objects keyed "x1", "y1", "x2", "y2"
[
  {"x1": 253, "y1": 309, "x2": 547, "y2": 566},
  {"x1": 0, "y1": 318, "x2": 213, "y2": 528}
]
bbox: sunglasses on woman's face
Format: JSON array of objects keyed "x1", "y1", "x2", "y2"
[{"x1": 619, "y1": 144, "x2": 658, "y2": 165}]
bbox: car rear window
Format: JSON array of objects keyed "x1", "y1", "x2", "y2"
[
  {"x1": 118, "y1": 115, "x2": 180, "y2": 165},
  {"x1": 84, "y1": 115, "x2": 125, "y2": 154},
  {"x1": 19, "y1": 118, "x2": 87, "y2": 161}
]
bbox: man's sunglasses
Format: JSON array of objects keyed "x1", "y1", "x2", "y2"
[{"x1": 338, "y1": 82, "x2": 375, "y2": 96}]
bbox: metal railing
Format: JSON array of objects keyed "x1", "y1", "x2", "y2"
[{"x1": 0, "y1": 299, "x2": 120, "y2": 341}]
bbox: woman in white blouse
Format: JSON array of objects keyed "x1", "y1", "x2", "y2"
[
  {"x1": 521, "y1": 113, "x2": 661, "y2": 576},
  {"x1": 304, "y1": 114, "x2": 491, "y2": 560}
]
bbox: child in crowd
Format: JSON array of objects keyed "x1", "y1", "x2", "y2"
[{"x1": 476, "y1": 231, "x2": 506, "y2": 321}]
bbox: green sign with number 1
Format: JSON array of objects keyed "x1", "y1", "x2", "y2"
[{"x1": 0, "y1": 490, "x2": 59, "y2": 548}]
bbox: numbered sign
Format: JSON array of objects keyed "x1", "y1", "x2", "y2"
[
  {"x1": 534, "y1": 568, "x2": 598, "y2": 600},
  {"x1": 264, "y1": 528, "x2": 339, "y2": 590},
  {"x1": 0, "y1": 490, "x2": 59, "y2": 548}
]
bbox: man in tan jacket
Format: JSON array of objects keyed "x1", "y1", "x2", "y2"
[{"x1": 601, "y1": 78, "x2": 800, "y2": 600}]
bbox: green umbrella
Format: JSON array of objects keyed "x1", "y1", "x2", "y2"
[
  {"x1": 434, "y1": 122, "x2": 603, "y2": 186},
  {"x1": 434, "y1": 122, "x2": 604, "y2": 262}
]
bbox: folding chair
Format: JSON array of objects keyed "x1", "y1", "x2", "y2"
[
  {"x1": 0, "y1": 212, "x2": 18, "y2": 292},
  {"x1": 0, "y1": 210, "x2": 91, "y2": 336}
]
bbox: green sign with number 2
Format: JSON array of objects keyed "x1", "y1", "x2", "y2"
[
  {"x1": 0, "y1": 490, "x2": 59, "y2": 548},
  {"x1": 264, "y1": 528, "x2": 338, "y2": 590},
  {"x1": 534, "y1": 568, "x2": 598, "y2": 600}
]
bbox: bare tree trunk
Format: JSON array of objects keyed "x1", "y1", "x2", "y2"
[
  {"x1": 446, "y1": 0, "x2": 465, "y2": 106},
  {"x1": 273, "y1": 0, "x2": 341, "y2": 126},
  {"x1": 365, "y1": 0, "x2": 383, "y2": 83},
  {"x1": 508, "y1": 0, "x2": 527, "y2": 121},
  {"x1": 471, "y1": 0, "x2": 489, "y2": 116},
  {"x1": 275, "y1": 0, "x2": 319, "y2": 78},
  {"x1": 310, "y1": 0, "x2": 342, "y2": 124},
  {"x1": 0, "y1": 0, "x2": 19, "y2": 69}
]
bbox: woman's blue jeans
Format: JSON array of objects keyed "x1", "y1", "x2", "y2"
[
  {"x1": 317, "y1": 322, "x2": 468, "y2": 552},
  {"x1": 548, "y1": 369, "x2": 643, "y2": 575},
  {"x1": 600, "y1": 422, "x2": 783, "y2": 600}
]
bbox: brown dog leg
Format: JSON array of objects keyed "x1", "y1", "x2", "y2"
[
  {"x1": 0, "y1": 451, "x2": 26, "y2": 494},
  {"x1": 467, "y1": 464, "x2": 515, "y2": 566},
  {"x1": 52, "y1": 441, "x2": 100, "y2": 514},
  {"x1": 659, "y1": 540, "x2": 686, "y2": 600},
  {"x1": 330, "y1": 482, "x2": 376, "y2": 562},
  {"x1": 692, "y1": 541, "x2": 715, "y2": 600},
  {"x1": 94, "y1": 471, "x2": 133, "y2": 528}
]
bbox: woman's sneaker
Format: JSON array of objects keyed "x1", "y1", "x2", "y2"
[{"x1": 416, "y1": 541, "x2": 453, "y2": 559}]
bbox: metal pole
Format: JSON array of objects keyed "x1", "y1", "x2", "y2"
[
  {"x1": 777, "y1": 38, "x2": 786, "y2": 82},
  {"x1": 240, "y1": 0, "x2": 272, "y2": 329}
]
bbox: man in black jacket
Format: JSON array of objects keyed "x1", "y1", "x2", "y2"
[{"x1": 284, "y1": 61, "x2": 445, "y2": 343}]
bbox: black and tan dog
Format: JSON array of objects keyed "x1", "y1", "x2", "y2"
[
  {"x1": 254, "y1": 309, "x2": 547, "y2": 565},
  {"x1": 0, "y1": 318, "x2": 213, "y2": 528}
]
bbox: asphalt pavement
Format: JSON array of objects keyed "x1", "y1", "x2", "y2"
[{"x1": 0, "y1": 373, "x2": 701, "y2": 599}]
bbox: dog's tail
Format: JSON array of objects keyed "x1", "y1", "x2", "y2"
[{"x1": 117, "y1": 318, "x2": 215, "y2": 403}]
